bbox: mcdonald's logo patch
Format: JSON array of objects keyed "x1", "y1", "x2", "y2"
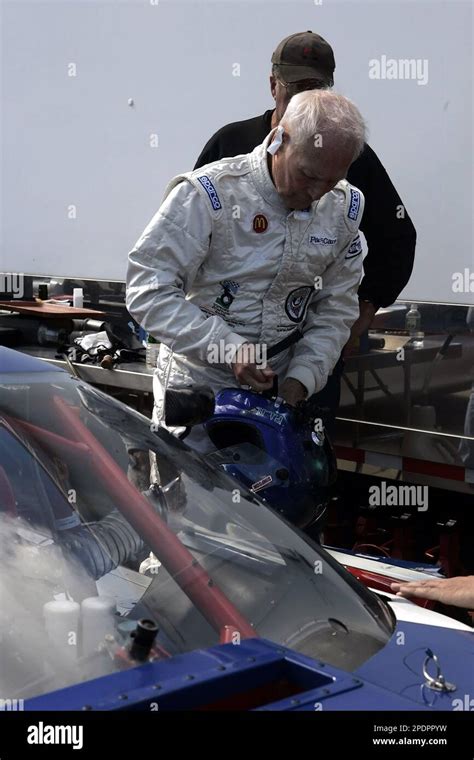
[{"x1": 253, "y1": 214, "x2": 268, "y2": 233}]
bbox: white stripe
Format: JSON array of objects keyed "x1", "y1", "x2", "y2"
[
  {"x1": 326, "y1": 549, "x2": 439, "y2": 582},
  {"x1": 385, "y1": 594, "x2": 473, "y2": 631}
]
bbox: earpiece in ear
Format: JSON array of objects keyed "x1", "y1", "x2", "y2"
[{"x1": 267, "y1": 125, "x2": 285, "y2": 155}]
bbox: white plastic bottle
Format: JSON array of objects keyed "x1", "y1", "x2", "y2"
[
  {"x1": 43, "y1": 599, "x2": 80, "y2": 670},
  {"x1": 73, "y1": 288, "x2": 84, "y2": 308},
  {"x1": 81, "y1": 596, "x2": 116, "y2": 657}
]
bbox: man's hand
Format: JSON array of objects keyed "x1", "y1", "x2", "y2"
[
  {"x1": 343, "y1": 300, "x2": 377, "y2": 357},
  {"x1": 280, "y1": 378, "x2": 307, "y2": 406},
  {"x1": 390, "y1": 576, "x2": 474, "y2": 610},
  {"x1": 231, "y1": 344, "x2": 275, "y2": 390}
]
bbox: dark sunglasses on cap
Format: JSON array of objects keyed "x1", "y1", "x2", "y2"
[{"x1": 277, "y1": 78, "x2": 329, "y2": 97}]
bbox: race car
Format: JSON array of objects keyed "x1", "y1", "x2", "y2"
[{"x1": 0, "y1": 346, "x2": 472, "y2": 711}]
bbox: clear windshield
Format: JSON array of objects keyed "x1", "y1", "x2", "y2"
[{"x1": 0, "y1": 366, "x2": 394, "y2": 699}]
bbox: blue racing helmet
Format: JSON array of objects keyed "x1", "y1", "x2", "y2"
[{"x1": 204, "y1": 388, "x2": 336, "y2": 528}]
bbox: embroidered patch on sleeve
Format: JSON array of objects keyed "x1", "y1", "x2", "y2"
[
  {"x1": 347, "y1": 189, "x2": 361, "y2": 221},
  {"x1": 197, "y1": 175, "x2": 222, "y2": 210},
  {"x1": 345, "y1": 233, "x2": 363, "y2": 259}
]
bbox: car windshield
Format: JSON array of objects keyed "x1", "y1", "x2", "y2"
[{"x1": 0, "y1": 365, "x2": 394, "y2": 699}]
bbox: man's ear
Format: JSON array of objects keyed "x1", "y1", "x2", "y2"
[{"x1": 270, "y1": 75, "x2": 277, "y2": 99}]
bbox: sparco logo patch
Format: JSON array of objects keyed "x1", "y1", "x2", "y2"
[
  {"x1": 348, "y1": 189, "x2": 360, "y2": 221},
  {"x1": 285, "y1": 286, "x2": 312, "y2": 323},
  {"x1": 253, "y1": 214, "x2": 268, "y2": 233},
  {"x1": 309, "y1": 235, "x2": 337, "y2": 245},
  {"x1": 345, "y1": 233, "x2": 363, "y2": 259},
  {"x1": 197, "y1": 175, "x2": 222, "y2": 210}
]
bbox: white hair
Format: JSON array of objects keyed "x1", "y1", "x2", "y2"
[{"x1": 280, "y1": 90, "x2": 367, "y2": 161}]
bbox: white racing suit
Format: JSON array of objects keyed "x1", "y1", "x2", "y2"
[{"x1": 126, "y1": 130, "x2": 365, "y2": 451}]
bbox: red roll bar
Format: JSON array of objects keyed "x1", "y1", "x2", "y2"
[{"x1": 47, "y1": 395, "x2": 255, "y2": 640}]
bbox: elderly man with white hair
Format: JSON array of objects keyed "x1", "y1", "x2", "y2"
[{"x1": 126, "y1": 90, "x2": 366, "y2": 451}]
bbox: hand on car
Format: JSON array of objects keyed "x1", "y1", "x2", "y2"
[{"x1": 390, "y1": 576, "x2": 474, "y2": 610}]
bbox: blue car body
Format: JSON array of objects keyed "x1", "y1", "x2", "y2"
[{"x1": 0, "y1": 347, "x2": 472, "y2": 711}]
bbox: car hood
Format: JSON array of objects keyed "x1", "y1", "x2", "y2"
[{"x1": 355, "y1": 619, "x2": 474, "y2": 710}]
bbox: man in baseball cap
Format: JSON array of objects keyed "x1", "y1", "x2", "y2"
[
  {"x1": 271, "y1": 30, "x2": 335, "y2": 85},
  {"x1": 194, "y1": 31, "x2": 416, "y2": 436}
]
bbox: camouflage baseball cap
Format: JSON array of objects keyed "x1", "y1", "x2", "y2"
[{"x1": 271, "y1": 30, "x2": 335, "y2": 84}]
